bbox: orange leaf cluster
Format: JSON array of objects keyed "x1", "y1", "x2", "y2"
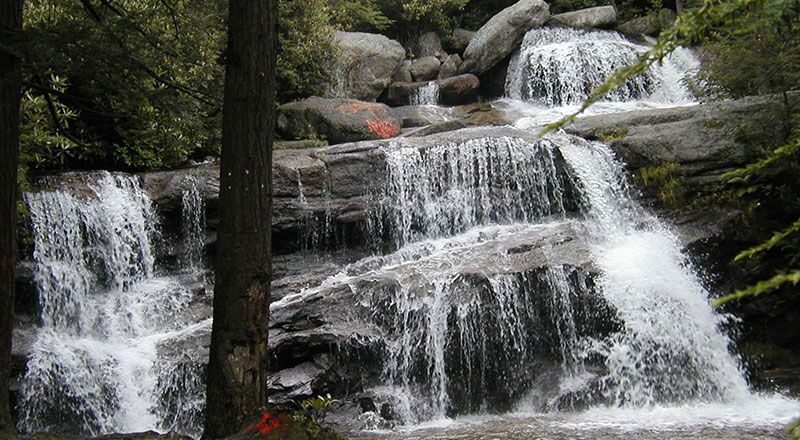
[
  {"x1": 245, "y1": 411, "x2": 284, "y2": 436},
  {"x1": 366, "y1": 119, "x2": 400, "y2": 138}
]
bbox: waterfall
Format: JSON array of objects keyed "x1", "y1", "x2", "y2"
[
  {"x1": 181, "y1": 176, "x2": 206, "y2": 272},
  {"x1": 555, "y1": 134, "x2": 750, "y2": 405},
  {"x1": 410, "y1": 82, "x2": 440, "y2": 106},
  {"x1": 17, "y1": 22, "x2": 796, "y2": 439},
  {"x1": 18, "y1": 173, "x2": 208, "y2": 438},
  {"x1": 505, "y1": 27, "x2": 698, "y2": 106},
  {"x1": 272, "y1": 133, "x2": 767, "y2": 428},
  {"x1": 369, "y1": 137, "x2": 577, "y2": 247}
]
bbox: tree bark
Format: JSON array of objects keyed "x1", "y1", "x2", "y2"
[
  {"x1": 203, "y1": 0, "x2": 276, "y2": 438},
  {"x1": 0, "y1": 0, "x2": 22, "y2": 434}
]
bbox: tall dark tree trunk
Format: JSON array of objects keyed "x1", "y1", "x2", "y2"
[
  {"x1": 0, "y1": 0, "x2": 22, "y2": 434},
  {"x1": 203, "y1": 0, "x2": 277, "y2": 438}
]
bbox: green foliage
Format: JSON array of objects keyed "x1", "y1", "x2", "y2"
[
  {"x1": 694, "y1": 0, "x2": 800, "y2": 99},
  {"x1": 286, "y1": 395, "x2": 344, "y2": 440},
  {"x1": 734, "y1": 217, "x2": 800, "y2": 262},
  {"x1": 458, "y1": 0, "x2": 517, "y2": 30},
  {"x1": 715, "y1": 270, "x2": 800, "y2": 305},
  {"x1": 635, "y1": 162, "x2": 687, "y2": 206},
  {"x1": 296, "y1": 394, "x2": 340, "y2": 426},
  {"x1": 22, "y1": 0, "x2": 226, "y2": 171},
  {"x1": 328, "y1": 0, "x2": 392, "y2": 31},
  {"x1": 374, "y1": 0, "x2": 469, "y2": 44},
  {"x1": 17, "y1": 0, "x2": 344, "y2": 172},
  {"x1": 278, "y1": 0, "x2": 338, "y2": 103},
  {"x1": 790, "y1": 418, "x2": 800, "y2": 440}
]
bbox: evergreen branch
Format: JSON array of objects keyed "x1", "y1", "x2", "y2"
[
  {"x1": 722, "y1": 137, "x2": 800, "y2": 180},
  {"x1": 735, "y1": 217, "x2": 800, "y2": 261},
  {"x1": 714, "y1": 269, "x2": 800, "y2": 306},
  {"x1": 789, "y1": 417, "x2": 800, "y2": 440}
]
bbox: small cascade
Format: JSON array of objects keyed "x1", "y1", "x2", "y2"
[
  {"x1": 370, "y1": 137, "x2": 578, "y2": 247},
  {"x1": 505, "y1": 27, "x2": 698, "y2": 106},
  {"x1": 18, "y1": 173, "x2": 208, "y2": 437},
  {"x1": 181, "y1": 176, "x2": 206, "y2": 272},
  {"x1": 410, "y1": 82, "x2": 440, "y2": 106}
]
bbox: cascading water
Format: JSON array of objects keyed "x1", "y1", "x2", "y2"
[
  {"x1": 409, "y1": 82, "x2": 440, "y2": 106},
  {"x1": 369, "y1": 137, "x2": 577, "y2": 247},
  {"x1": 331, "y1": 134, "x2": 760, "y2": 426},
  {"x1": 18, "y1": 173, "x2": 209, "y2": 437},
  {"x1": 181, "y1": 176, "x2": 206, "y2": 272},
  {"x1": 269, "y1": 132, "x2": 799, "y2": 433},
  {"x1": 505, "y1": 27, "x2": 698, "y2": 106}
]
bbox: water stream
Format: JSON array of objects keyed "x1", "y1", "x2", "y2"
[{"x1": 410, "y1": 82, "x2": 440, "y2": 106}]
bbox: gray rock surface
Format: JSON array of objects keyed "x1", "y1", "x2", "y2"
[
  {"x1": 565, "y1": 98, "x2": 766, "y2": 180},
  {"x1": 417, "y1": 31, "x2": 445, "y2": 59},
  {"x1": 617, "y1": 8, "x2": 676, "y2": 36},
  {"x1": 438, "y1": 54, "x2": 462, "y2": 79},
  {"x1": 326, "y1": 31, "x2": 406, "y2": 101},
  {"x1": 451, "y1": 28, "x2": 476, "y2": 53},
  {"x1": 391, "y1": 59, "x2": 413, "y2": 83},
  {"x1": 460, "y1": 0, "x2": 549, "y2": 75},
  {"x1": 549, "y1": 5, "x2": 617, "y2": 28},
  {"x1": 409, "y1": 56, "x2": 442, "y2": 81},
  {"x1": 276, "y1": 97, "x2": 401, "y2": 145}
]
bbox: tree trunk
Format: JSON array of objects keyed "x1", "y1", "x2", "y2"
[
  {"x1": 203, "y1": 0, "x2": 277, "y2": 438},
  {"x1": 0, "y1": 0, "x2": 22, "y2": 434}
]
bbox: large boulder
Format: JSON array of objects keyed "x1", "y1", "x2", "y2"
[
  {"x1": 548, "y1": 5, "x2": 617, "y2": 29},
  {"x1": 326, "y1": 31, "x2": 406, "y2": 101},
  {"x1": 459, "y1": 0, "x2": 549, "y2": 75},
  {"x1": 439, "y1": 74, "x2": 481, "y2": 105},
  {"x1": 617, "y1": 8, "x2": 676, "y2": 36},
  {"x1": 277, "y1": 97, "x2": 401, "y2": 145},
  {"x1": 409, "y1": 56, "x2": 441, "y2": 81}
]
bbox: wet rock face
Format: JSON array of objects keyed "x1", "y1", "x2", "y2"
[
  {"x1": 460, "y1": 0, "x2": 550, "y2": 75},
  {"x1": 326, "y1": 31, "x2": 406, "y2": 102},
  {"x1": 276, "y1": 97, "x2": 402, "y2": 144},
  {"x1": 265, "y1": 221, "x2": 610, "y2": 422}
]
